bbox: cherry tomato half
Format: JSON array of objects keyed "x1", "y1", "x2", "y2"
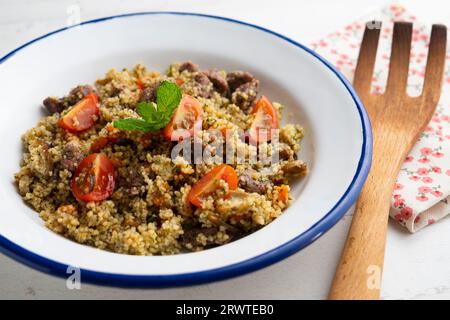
[
  {"x1": 70, "y1": 153, "x2": 116, "y2": 202},
  {"x1": 188, "y1": 164, "x2": 238, "y2": 207},
  {"x1": 162, "y1": 94, "x2": 203, "y2": 141},
  {"x1": 59, "y1": 93, "x2": 100, "y2": 133},
  {"x1": 248, "y1": 96, "x2": 279, "y2": 144}
]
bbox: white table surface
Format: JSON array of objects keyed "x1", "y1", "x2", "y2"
[{"x1": 2, "y1": 0, "x2": 450, "y2": 300}]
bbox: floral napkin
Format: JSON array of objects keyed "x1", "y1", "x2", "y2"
[{"x1": 311, "y1": 4, "x2": 450, "y2": 233}]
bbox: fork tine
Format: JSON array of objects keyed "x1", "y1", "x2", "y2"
[
  {"x1": 421, "y1": 24, "x2": 447, "y2": 104},
  {"x1": 385, "y1": 22, "x2": 413, "y2": 94},
  {"x1": 353, "y1": 21, "x2": 381, "y2": 95}
]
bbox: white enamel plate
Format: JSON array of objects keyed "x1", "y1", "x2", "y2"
[{"x1": 0, "y1": 12, "x2": 372, "y2": 286}]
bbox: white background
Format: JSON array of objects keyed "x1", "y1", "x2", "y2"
[{"x1": 1, "y1": 0, "x2": 450, "y2": 300}]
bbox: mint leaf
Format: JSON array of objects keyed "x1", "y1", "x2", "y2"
[
  {"x1": 157, "y1": 81, "x2": 182, "y2": 117},
  {"x1": 114, "y1": 80, "x2": 182, "y2": 132},
  {"x1": 137, "y1": 102, "x2": 158, "y2": 122},
  {"x1": 113, "y1": 118, "x2": 153, "y2": 131}
]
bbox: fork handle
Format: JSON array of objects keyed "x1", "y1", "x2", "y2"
[{"x1": 328, "y1": 136, "x2": 408, "y2": 300}]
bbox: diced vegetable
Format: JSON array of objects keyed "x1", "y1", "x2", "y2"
[
  {"x1": 58, "y1": 93, "x2": 100, "y2": 133},
  {"x1": 162, "y1": 94, "x2": 203, "y2": 141},
  {"x1": 70, "y1": 153, "x2": 116, "y2": 202},
  {"x1": 188, "y1": 164, "x2": 238, "y2": 207},
  {"x1": 248, "y1": 96, "x2": 279, "y2": 144}
]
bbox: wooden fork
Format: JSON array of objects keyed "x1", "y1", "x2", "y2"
[{"x1": 328, "y1": 21, "x2": 447, "y2": 300}]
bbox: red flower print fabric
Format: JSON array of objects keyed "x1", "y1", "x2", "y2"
[{"x1": 312, "y1": 4, "x2": 450, "y2": 232}]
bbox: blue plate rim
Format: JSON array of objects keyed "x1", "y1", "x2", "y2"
[{"x1": 0, "y1": 11, "x2": 372, "y2": 287}]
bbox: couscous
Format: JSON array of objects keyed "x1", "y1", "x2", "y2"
[{"x1": 15, "y1": 61, "x2": 308, "y2": 255}]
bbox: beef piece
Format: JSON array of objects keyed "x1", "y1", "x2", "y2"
[
  {"x1": 43, "y1": 85, "x2": 95, "y2": 115},
  {"x1": 278, "y1": 143, "x2": 294, "y2": 160},
  {"x1": 70, "y1": 84, "x2": 94, "y2": 97},
  {"x1": 121, "y1": 164, "x2": 144, "y2": 195},
  {"x1": 194, "y1": 72, "x2": 210, "y2": 85},
  {"x1": 222, "y1": 223, "x2": 246, "y2": 241},
  {"x1": 231, "y1": 79, "x2": 259, "y2": 110},
  {"x1": 181, "y1": 226, "x2": 219, "y2": 247},
  {"x1": 114, "y1": 138, "x2": 134, "y2": 146},
  {"x1": 238, "y1": 169, "x2": 268, "y2": 194},
  {"x1": 122, "y1": 214, "x2": 144, "y2": 227},
  {"x1": 178, "y1": 61, "x2": 198, "y2": 73},
  {"x1": 43, "y1": 97, "x2": 63, "y2": 114},
  {"x1": 226, "y1": 71, "x2": 257, "y2": 92},
  {"x1": 193, "y1": 73, "x2": 213, "y2": 98},
  {"x1": 66, "y1": 85, "x2": 95, "y2": 105},
  {"x1": 108, "y1": 86, "x2": 122, "y2": 97},
  {"x1": 204, "y1": 69, "x2": 228, "y2": 94},
  {"x1": 61, "y1": 141, "x2": 85, "y2": 172},
  {"x1": 139, "y1": 83, "x2": 159, "y2": 103},
  {"x1": 281, "y1": 160, "x2": 308, "y2": 176}
]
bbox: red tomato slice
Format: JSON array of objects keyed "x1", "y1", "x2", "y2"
[
  {"x1": 59, "y1": 93, "x2": 100, "y2": 133},
  {"x1": 70, "y1": 153, "x2": 116, "y2": 202},
  {"x1": 188, "y1": 164, "x2": 238, "y2": 207},
  {"x1": 136, "y1": 79, "x2": 144, "y2": 91},
  {"x1": 248, "y1": 96, "x2": 279, "y2": 144},
  {"x1": 162, "y1": 94, "x2": 203, "y2": 141}
]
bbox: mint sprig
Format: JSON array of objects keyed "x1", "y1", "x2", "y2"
[
  {"x1": 113, "y1": 80, "x2": 182, "y2": 132},
  {"x1": 113, "y1": 118, "x2": 154, "y2": 131}
]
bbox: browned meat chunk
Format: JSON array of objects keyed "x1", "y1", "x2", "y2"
[
  {"x1": 193, "y1": 73, "x2": 213, "y2": 98},
  {"x1": 222, "y1": 223, "x2": 246, "y2": 241},
  {"x1": 66, "y1": 85, "x2": 95, "y2": 105},
  {"x1": 194, "y1": 72, "x2": 211, "y2": 86},
  {"x1": 61, "y1": 141, "x2": 85, "y2": 172},
  {"x1": 181, "y1": 226, "x2": 219, "y2": 247},
  {"x1": 43, "y1": 97, "x2": 63, "y2": 114},
  {"x1": 227, "y1": 71, "x2": 256, "y2": 92},
  {"x1": 278, "y1": 143, "x2": 295, "y2": 160},
  {"x1": 178, "y1": 61, "x2": 199, "y2": 73},
  {"x1": 114, "y1": 138, "x2": 134, "y2": 146},
  {"x1": 238, "y1": 169, "x2": 268, "y2": 194},
  {"x1": 139, "y1": 83, "x2": 159, "y2": 103},
  {"x1": 281, "y1": 160, "x2": 308, "y2": 176},
  {"x1": 43, "y1": 85, "x2": 95, "y2": 114},
  {"x1": 204, "y1": 69, "x2": 228, "y2": 94},
  {"x1": 231, "y1": 79, "x2": 259, "y2": 110},
  {"x1": 121, "y1": 164, "x2": 144, "y2": 195}
]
